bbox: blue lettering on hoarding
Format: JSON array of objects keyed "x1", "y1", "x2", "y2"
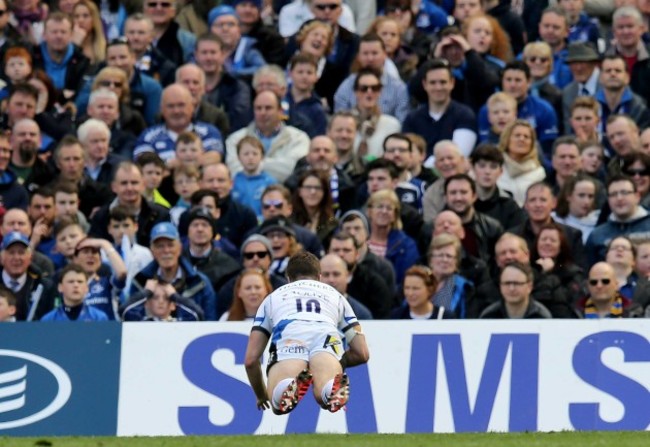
[
  {"x1": 179, "y1": 333, "x2": 262, "y2": 435},
  {"x1": 569, "y1": 331, "x2": 650, "y2": 430},
  {"x1": 406, "y1": 334, "x2": 539, "y2": 433}
]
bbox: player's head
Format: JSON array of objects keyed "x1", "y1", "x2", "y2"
[{"x1": 286, "y1": 251, "x2": 321, "y2": 282}]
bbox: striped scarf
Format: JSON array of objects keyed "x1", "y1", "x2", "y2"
[{"x1": 583, "y1": 293, "x2": 625, "y2": 319}]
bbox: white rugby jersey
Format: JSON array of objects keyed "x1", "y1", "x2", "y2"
[{"x1": 252, "y1": 280, "x2": 359, "y2": 340}]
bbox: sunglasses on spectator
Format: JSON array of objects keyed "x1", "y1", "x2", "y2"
[
  {"x1": 243, "y1": 251, "x2": 269, "y2": 260},
  {"x1": 314, "y1": 3, "x2": 341, "y2": 11},
  {"x1": 386, "y1": 6, "x2": 410, "y2": 13},
  {"x1": 99, "y1": 80, "x2": 124, "y2": 88},
  {"x1": 528, "y1": 56, "x2": 550, "y2": 63},
  {"x1": 262, "y1": 200, "x2": 284, "y2": 210},
  {"x1": 147, "y1": 1, "x2": 172, "y2": 8},
  {"x1": 588, "y1": 278, "x2": 611, "y2": 286},
  {"x1": 356, "y1": 84, "x2": 382, "y2": 93},
  {"x1": 624, "y1": 168, "x2": 650, "y2": 177}
]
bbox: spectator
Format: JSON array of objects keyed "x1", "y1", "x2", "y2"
[
  {"x1": 291, "y1": 169, "x2": 338, "y2": 246},
  {"x1": 286, "y1": 53, "x2": 328, "y2": 138},
  {"x1": 636, "y1": 239, "x2": 650, "y2": 279},
  {"x1": 579, "y1": 140, "x2": 605, "y2": 182},
  {"x1": 52, "y1": 181, "x2": 90, "y2": 233},
  {"x1": 234, "y1": 0, "x2": 286, "y2": 67},
  {"x1": 576, "y1": 261, "x2": 643, "y2": 318},
  {"x1": 0, "y1": 46, "x2": 33, "y2": 102},
  {"x1": 0, "y1": 83, "x2": 40, "y2": 133},
  {"x1": 136, "y1": 152, "x2": 170, "y2": 208},
  {"x1": 41, "y1": 263, "x2": 108, "y2": 322},
  {"x1": 604, "y1": 235, "x2": 647, "y2": 301},
  {"x1": 124, "y1": 13, "x2": 176, "y2": 86},
  {"x1": 367, "y1": 16, "x2": 419, "y2": 82},
  {"x1": 523, "y1": 42, "x2": 563, "y2": 132},
  {"x1": 28, "y1": 68, "x2": 76, "y2": 143},
  {"x1": 562, "y1": 42, "x2": 602, "y2": 133},
  {"x1": 258, "y1": 215, "x2": 302, "y2": 277},
  {"x1": 320, "y1": 253, "x2": 373, "y2": 319},
  {"x1": 484, "y1": 0, "x2": 526, "y2": 56},
  {"x1": 225, "y1": 90, "x2": 309, "y2": 182},
  {"x1": 382, "y1": 133, "x2": 426, "y2": 213},
  {"x1": 143, "y1": 0, "x2": 195, "y2": 67},
  {"x1": 71, "y1": 0, "x2": 107, "y2": 69},
  {"x1": 391, "y1": 265, "x2": 455, "y2": 320},
  {"x1": 328, "y1": 111, "x2": 365, "y2": 183},
  {"x1": 558, "y1": 0, "x2": 601, "y2": 48},
  {"x1": 548, "y1": 135, "x2": 582, "y2": 196},
  {"x1": 422, "y1": 140, "x2": 468, "y2": 224},
  {"x1": 537, "y1": 6, "x2": 573, "y2": 89},
  {"x1": 569, "y1": 96, "x2": 601, "y2": 145},
  {"x1": 0, "y1": 287, "x2": 16, "y2": 322},
  {"x1": 621, "y1": 152, "x2": 650, "y2": 209},
  {"x1": 1, "y1": 208, "x2": 55, "y2": 276},
  {"x1": 9, "y1": 118, "x2": 53, "y2": 193},
  {"x1": 428, "y1": 233, "x2": 473, "y2": 318},
  {"x1": 481, "y1": 92, "x2": 518, "y2": 144},
  {"x1": 121, "y1": 278, "x2": 205, "y2": 321},
  {"x1": 78, "y1": 118, "x2": 123, "y2": 185},
  {"x1": 86, "y1": 89, "x2": 137, "y2": 159},
  {"x1": 279, "y1": 0, "x2": 356, "y2": 38},
  {"x1": 0, "y1": 131, "x2": 27, "y2": 211},
  {"x1": 552, "y1": 174, "x2": 601, "y2": 244},
  {"x1": 605, "y1": 114, "x2": 641, "y2": 178},
  {"x1": 479, "y1": 261, "x2": 553, "y2": 319},
  {"x1": 462, "y1": 13, "x2": 512, "y2": 65},
  {"x1": 220, "y1": 268, "x2": 272, "y2": 321},
  {"x1": 170, "y1": 161, "x2": 201, "y2": 225}
]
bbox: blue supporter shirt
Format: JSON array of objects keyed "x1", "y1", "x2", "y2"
[
  {"x1": 133, "y1": 122, "x2": 224, "y2": 163},
  {"x1": 84, "y1": 272, "x2": 125, "y2": 320}
]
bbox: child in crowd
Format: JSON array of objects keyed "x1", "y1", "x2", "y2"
[
  {"x1": 0, "y1": 47, "x2": 33, "y2": 101},
  {"x1": 558, "y1": 0, "x2": 601, "y2": 49},
  {"x1": 569, "y1": 96, "x2": 601, "y2": 144},
  {"x1": 121, "y1": 278, "x2": 204, "y2": 321},
  {"x1": 174, "y1": 131, "x2": 206, "y2": 169},
  {"x1": 136, "y1": 152, "x2": 171, "y2": 208},
  {"x1": 72, "y1": 237, "x2": 127, "y2": 320},
  {"x1": 483, "y1": 92, "x2": 517, "y2": 144},
  {"x1": 41, "y1": 263, "x2": 109, "y2": 322},
  {"x1": 579, "y1": 140, "x2": 605, "y2": 183},
  {"x1": 0, "y1": 288, "x2": 17, "y2": 322},
  {"x1": 231, "y1": 136, "x2": 277, "y2": 222},
  {"x1": 106, "y1": 205, "x2": 153, "y2": 299},
  {"x1": 53, "y1": 215, "x2": 86, "y2": 270},
  {"x1": 53, "y1": 181, "x2": 90, "y2": 232},
  {"x1": 170, "y1": 164, "x2": 201, "y2": 226}
]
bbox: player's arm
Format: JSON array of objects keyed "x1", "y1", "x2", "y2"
[
  {"x1": 340, "y1": 324, "x2": 369, "y2": 369},
  {"x1": 244, "y1": 328, "x2": 271, "y2": 410}
]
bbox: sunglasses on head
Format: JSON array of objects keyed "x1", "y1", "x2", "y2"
[
  {"x1": 243, "y1": 251, "x2": 269, "y2": 260},
  {"x1": 588, "y1": 278, "x2": 611, "y2": 286}
]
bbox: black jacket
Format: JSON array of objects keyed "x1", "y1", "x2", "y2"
[
  {"x1": 475, "y1": 187, "x2": 526, "y2": 230},
  {"x1": 205, "y1": 71, "x2": 253, "y2": 134},
  {"x1": 247, "y1": 20, "x2": 287, "y2": 67},
  {"x1": 479, "y1": 298, "x2": 553, "y2": 319},
  {"x1": 1, "y1": 266, "x2": 55, "y2": 321},
  {"x1": 183, "y1": 246, "x2": 241, "y2": 294},
  {"x1": 348, "y1": 262, "x2": 395, "y2": 319},
  {"x1": 11, "y1": 158, "x2": 54, "y2": 194},
  {"x1": 465, "y1": 211, "x2": 504, "y2": 264},
  {"x1": 488, "y1": 0, "x2": 526, "y2": 55}
]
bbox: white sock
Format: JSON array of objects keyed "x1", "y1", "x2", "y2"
[
  {"x1": 272, "y1": 378, "x2": 294, "y2": 409},
  {"x1": 320, "y1": 379, "x2": 334, "y2": 404}
]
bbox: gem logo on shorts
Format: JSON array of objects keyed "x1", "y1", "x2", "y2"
[
  {"x1": 0, "y1": 350, "x2": 72, "y2": 430},
  {"x1": 280, "y1": 340, "x2": 307, "y2": 355},
  {"x1": 323, "y1": 335, "x2": 342, "y2": 356}
]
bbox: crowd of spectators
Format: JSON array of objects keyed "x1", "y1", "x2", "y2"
[{"x1": 1, "y1": 0, "x2": 650, "y2": 323}]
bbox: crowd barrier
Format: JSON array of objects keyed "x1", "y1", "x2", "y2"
[{"x1": 1, "y1": 320, "x2": 649, "y2": 436}]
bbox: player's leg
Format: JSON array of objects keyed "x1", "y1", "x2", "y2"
[
  {"x1": 267, "y1": 359, "x2": 311, "y2": 414},
  {"x1": 309, "y1": 352, "x2": 349, "y2": 413}
]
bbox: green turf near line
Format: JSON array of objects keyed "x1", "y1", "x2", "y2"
[{"x1": 2, "y1": 432, "x2": 649, "y2": 447}]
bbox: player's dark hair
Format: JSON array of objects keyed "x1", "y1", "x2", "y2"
[{"x1": 286, "y1": 251, "x2": 321, "y2": 282}]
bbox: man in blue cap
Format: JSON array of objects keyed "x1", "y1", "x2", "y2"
[{"x1": 128, "y1": 221, "x2": 218, "y2": 319}]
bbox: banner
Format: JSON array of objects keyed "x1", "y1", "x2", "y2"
[{"x1": 0, "y1": 323, "x2": 122, "y2": 436}]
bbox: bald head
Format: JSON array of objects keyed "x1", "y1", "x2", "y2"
[
  {"x1": 320, "y1": 253, "x2": 349, "y2": 294},
  {"x1": 1, "y1": 208, "x2": 32, "y2": 236},
  {"x1": 175, "y1": 64, "x2": 206, "y2": 106},
  {"x1": 254, "y1": 90, "x2": 283, "y2": 133},
  {"x1": 161, "y1": 83, "x2": 194, "y2": 132},
  {"x1": 434, "y1": 210, "x2": 465, "y2": 239},
  {"x1": 587, "y1": 262, "x2": 618, "y2": 303},
  {"x1": 495, "y1": 233, "x2": 529, "y2": 267}
]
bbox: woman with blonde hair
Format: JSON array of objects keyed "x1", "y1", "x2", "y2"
[
  {"x1": 522, "y1": 42, "x2": 563, "y2": 130},
  {"x1": 367, "y1": 189, "x2": 419, "y2": 289},
  {"x1": 497, "y1": 120, "x2": 546, "y2": 206},
  {"x1": 428, "y1": 233, "x2": 473, "y2": 319},
  {"x1": 367, "y1": 15, "x2": 419, "y2": 81},
  {"x1": 222, "y1": 269, "x2": 273, "y2": 321},
  {"x1": 71, "y1": 0, "x2": 106, "y2": 68}
]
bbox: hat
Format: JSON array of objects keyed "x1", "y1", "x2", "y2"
[
  {"x1": 1, "y1": 231, "x2": 29, "y2": 250},
  {"x1": 151, "y1": 222, "x2": 180, "y2": 243},
  {"x1": 208, "y1": 5, "x2": 238, "y2": 27},
  {"x1": 566, "y1": 42, "x2": 600, "y2": 63},
  {"x1": 339, "y1": 210, "x2": 369, "y2": 234},
  {"x1": 259, "y1": 216, "x2": 296, "y2": 237},
  {"x1": 241, "y1": 234, "x2": 274, "y2": 261},
  {"x1": 232, "y1": 0, "x2": 262, "y2": 8},
  {"x1": 187, "y1": 207, "x2": 217, "y2": 238}
]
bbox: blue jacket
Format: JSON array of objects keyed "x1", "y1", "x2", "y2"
[
  {"x1": 41, "y1": 304, "x2": 108, "y2": 322},
  {"x1": 120, "y1": 291, "x2": 204, "y2": 321},
  {"x1": 0, "y1": 170, "x2": 28, "y2": 210},
  {"x1": 585, "y1": 208, "x2": 650, "y2": 266},
  {"x1": 414, "y1": 0, "x2": 449, "y2": 34},
  {"x1": 285, "y1": 91, "x2": 327, "y2": 138},
  {"x1": 129, "y1": 70, "x2": 163, "y2": 126},
  {"x1": 133, "y1": 121, "x2": 224, "y2": 163},
  {"x1": 568, "y1": 13, "x2": 601, "y2": 48},
  {"x1": 595, "y1": 87, "x2": 650, "y2": 134},
  {"x1": 434, "y1": 274, "x2": 473, "y2": 319},
  {"x1": 551, "y1": 48, "x2": 573, "y2": 89},
  {"x1": 386, "y1": 229, "x2": 420, "y2": 288},
  {"x1": 232, "y1": 171, "x2": 277, "y2": 221},
  {"x1": 226, "y1": 37, "x2": 266, "y2": 77},
  {"x1": 130, "y1": 256, "x2": 218, "y2": 320}
]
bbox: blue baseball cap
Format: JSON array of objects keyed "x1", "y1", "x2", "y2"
[
  {"x1": 2, "y1": 231, "x2": 30, "y2": 250},
  {"x1": 150, "y1": 222, "x2": 180, "y2": 243},
  {"x1": 208, "y1": 5, "x2": 238, "y2": 28}
]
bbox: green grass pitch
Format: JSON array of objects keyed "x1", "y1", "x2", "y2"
[{"x1": 2, "y1": 432, "x2": 649, "y2": 447}]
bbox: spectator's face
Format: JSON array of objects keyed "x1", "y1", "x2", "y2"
[
  {"x1": 175, "y1": 141, "x2": 203, "y2": 167},
  {"x1": 1, "y1": 210, "x2": 31, "y2": 237},
  {"x1": 300, "y1": 25, "x2": 331, "y2": 58},
  {"x1": 607, "y1": 180, "x2": 639, "y2": 220},
  {"x1": 340, "y1": 218, "x2": 368, "y2": 246},
  {"x1": 453, "y1": 0, "x2": 482, "y2": 21},
  {"x1": 298, "y1": 175, "x2": 325, "y2": 209},
  {"x1": 320, "y1": 256, "x2": 349, "y2": 295},
  {"x1": 235, "y1": 1, "x2": 260, "y2": 26},
  {"x1": 266, "y1": 231, "x2": 290, "y2": 258},
  {"x1": 261, "y1": 190, "x2": 291, "y2": 220},
  {"x1": 367, "y1": 168, "x2": 395, "y2": 194},
  {"x1": 7, "y1": 93, "x2": 36, "y2": 123},
  {"x1": 58, "y1": 271, "x2": 89, "y2": 305},
  {"x1": 254, "y1": 73, "x2": 285, "y2": 97},
  {"x1": 28, "y1": 194, "x2": 55, "y2": 224},
  {"x1": 112, "y1": 166, "x2": 145, "y2": 206},
  {"x1": 311, "y1": 0, "x2": 343, "y2": 25},
  {"x1": 636, "y1": 243, "x2": 650, "y2": 278},
  {"x1": 580, "y1": 145, "x2": 603, "y2": 174},
  {"x1": 355, "y1": 73, "x2": 382, "y2": 110},
  {"x1": 307, "y1": 136, "x2": 337, "y2": 172},
  {"x1": 96, "y1": 76, "x2": 126, "y2": 100},
  {"x1": 106, "y1": 44, "x2": 135, "y2": 74},
  {"x1": 173, "y1": 173, "x2": 199, "y2": 200},
  {"x1": 570, "y1": 107, "x2": 598, "y2": 138},
  {"x1": 466, "y1": 17, "x2": 493, "y2": 55},
  {"x1": 176, "y1": 66, "x2": 205, "y2": 107},
  {"x1": 5, "y1": 57, "x2": 31, "y2": 83},
  {"x1": 188, "y1": 219, "x2": 213, "y2": 246},
  {"x1": 107, "y1": 218, "x2": 138, "y2": 244},
  {"x1": 524, "y1": 186, "x2": 555, "y2": 223},
  {"x1": 327, "y1": 116, "x2": 356, "y2": 153},
  {"x1": 242, "y1": 241, "x2": 271, "y2": 270},
  {"x1": 600, "y1": 58, "x2": 629, "y2": 90},
  {"x1": 0, "y1": 137, "x2": 10, "y2": 171},
  {"x1": 606, "y1": 117, "x2": 639, "y2": 156},
  {"x1": 552, "y1": 143, "x2": 580, "y2": 178},
  {"x1": 162, "y1": 86, "x2": 193, "y2": 130},
  {"x1": 199, "y1": 163, "x2": 232, "y2": 198},
  {"x1": 44, "y1": 19, "x2": 72, "y2": 52},
  {"x1": 430, "y1": 245, "x2": 458, "y2": 279},
  {"x1": 525, "y1": 51, "x2": 552, "y2": 79},
  {"x1": 606, "y1": 236, "x2": 635, "y2": 267},
  {"x1": 141, "y1": 163, "x2": 164, "y2": 191},
  {"x1": 403, "y1": 274, "x2": 431, "y2": 310},
  {"x1": 502, "y1": 69, "x2": 529, "y2": 101},
  {"x1": 507, "y1": 125, "x2": 534, "y2": 160},
  {"x1": 623, "y1": 159, "x2": 650, "y2": 197},
  {"x1": 54, "y1": 192, "x2": 79, "y2": 218},
  {"x1": 73, "y1": 3, "x2": 93, "y2": 32},
  {"x1": 368, "y1": 200, "x2": 396, "y2": 228},
  {"x1": 253, "y1": 92, "x2": 282, "y2": 132},
  {"x1": 434, "y1": 211, "x2": 465, "y2": 239},
  {"x1": 499, "y1": 266, "x2": 532, "y2": 306},
  {"x1": 567, "y1": 180, "x2": 596, "y2": 218},
  {"x1": 197, "y1": 196, "x2": 220, "y2": 220},
  {"x1": 537, "y1": 228, "x2": 561, "y2": 259},
  {"x1": 445, "y1": 179, "x2": 476, "y2": 216},
  {"x1": 237, "y1": 273, "x2": 268, "y2": 314},
  {"x1": 357, "y1": 41, "x2": 386, "y2": 71},
  {"x1": 641, "y1": 128, "x2": 650, "y2": 155},
  {"x1": 1, "y1": 244, "x2": 32, "y2": 277},
  {"x1": 495, "y1": 237, "x2": 529, "y2": 267},
  {"x1": 212, "y1": 14, "x2": 241, "y2": 48},
  {"x1": 587, "y1": 263, "x2": 618, "y2": 302},
  {"x1": 568, "y1": 61, "x2": 597, "y2": 83},
  {"x1": 613, "y1": 15, "x2": 644, "y2": 49},
  {"x1": 195, "y1": 40, "x2": 224, "y2": 74},
  {"x1": 83, "y1": 128, "x2": 110, "y2": 163},
  {"x1": 423, "y1": 68, "x2": 454, "y2": 106},
  {"x1": 376, "y1": 20, "x2": 400, "y2": 56},
  {"x1": 237, "y1": 143, "x2": 262, "y2": 172},
  {"x1": 488, "y1": 100, "x2": 517, "y2": 133},
  {"x1": 472, "y1": 159, "x2": 502, "y2": 189},
  {"x1": 290, "y1": 63, "x2": 318, "y2": 92},
  {"x1": 328, "y1": 238, "x2": 358, "y2": 269},
  {"x1": 88, "y1": 97, "x2": 119, "y2": 126},
  {"x1": 538, "y1": 12, "x2": 568, "y2": 48},
  {"x1": 151, "y1": 238, "x2": 181, "y2": 270},
  {"x1": 434, "y1": 145, "x2": 463, "y2": 178},
  {"x1": 125, "y1": 19, "x2": 154, "y2": 53},
  {"x1": 74, "y1": 247, "x2": 101, "y2": 275},
  {"x1": 383, "y1": 137, "x2": 413, "y2": 171},
  {"x1": 56, "y1": 144, "x2": 85, "y2": 182},
  {"x1": 144, "y1": 0, "x2": 177, "y2": 27},
  {"x1": 145, "y1": 286, "x2": 175, "y2": 319},
  {"x1": 55, "y1": 225, "x2": 85, "y2": 259}
]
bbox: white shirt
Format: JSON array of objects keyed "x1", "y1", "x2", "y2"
[{"x1": 278, "y1": 1, "x2": 357, "y2": 37}]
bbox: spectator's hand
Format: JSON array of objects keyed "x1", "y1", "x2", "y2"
[
  {"x1": 161, "y1": 283, "x2": 176, "y2": 298},
  {"x1": 145, "y1": 279, "x2": 159, "y2": 293},
  {"x1": 76, "y1": 237, "x2": 109, "y2": 252},
  {"x1": 71, "y1": 24, "x2": 87, "y2": 46},
  {"x1": 30, "y1": 218, "x2": 50, "y2": 248},
  {"x1": 448, "y1": 34, "x2": 472, "y2": 52},
  {"x1": 536, "y1": 257, "x2": 555, "y2": 273}
]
